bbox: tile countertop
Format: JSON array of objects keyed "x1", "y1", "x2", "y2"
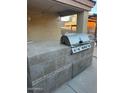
[{"x1": 27, "y1": 41, "x2": 69, "y2": 58}]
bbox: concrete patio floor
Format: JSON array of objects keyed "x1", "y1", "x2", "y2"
[{"x1": 52, "y1": 47, "x2": 97, "y2": 93}]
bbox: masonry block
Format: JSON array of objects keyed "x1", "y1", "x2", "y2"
[
  {"x1": 30, "y1": 63, "x2": 44, "y2": 81},
  {"x1": 55, "y1": 48, "x2": 66, "y2": 57},
  {"x1": 72, "y1": 56, "x2": 92, "y2": 78},
  {"x1": 55, "y1": 56, "x2": 65, "y2": 69},
  {"x1": 28, "y1": 50, "x2": 57, "y2": 66},
  {"x1": 43, "y1": 60, "x2": 56, "y2": 75},
  {"x1": 32, "y1": 77, "x2": 47, "y2": 93},
  {"x1": 56, "y1": 64, "x2": 72, "y2": 88},
  {"x1": 46, "y1": 72, "x2": 57, "y2": 93},
  {"x1": 72, "y1": 60, "x2": 81, "y2": 77},
  {"x1": 65, "y1": 53, "x2": 81, "y2": 64}
]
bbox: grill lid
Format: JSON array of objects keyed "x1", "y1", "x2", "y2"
[
  {"x1": 61, "y1": 33, "x2": 90, "y2": 46},
  {"x1": 60, "y1": 33, "x2": 92, "y2": 54}
]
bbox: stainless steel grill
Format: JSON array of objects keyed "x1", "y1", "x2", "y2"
[{"x1": 60, "y1": 33, "x2": 91, "y2": 54}]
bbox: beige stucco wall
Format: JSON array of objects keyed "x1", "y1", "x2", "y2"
[{"x1": 27, "y1": 11, "x2": 61, "y2": 42}]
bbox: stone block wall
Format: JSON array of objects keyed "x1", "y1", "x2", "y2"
[{"x1": 27, "y1": 42, "x2": 94, "y2": 93}]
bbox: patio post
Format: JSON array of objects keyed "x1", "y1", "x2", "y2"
[{"x1": 77, "y1": 11, "x2": 88, "y2": 33}]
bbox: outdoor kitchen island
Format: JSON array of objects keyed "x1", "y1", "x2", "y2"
[
  {"x1": 27, "y1": 40, "x2": 94, "y2": 93},
  {"x1": 27, "y1": 0, "x2": 95, "y2": 93}
]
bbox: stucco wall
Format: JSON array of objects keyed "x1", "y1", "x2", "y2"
[{"x1": 27, "y1": 11, "x2": 61, "y2": 42}]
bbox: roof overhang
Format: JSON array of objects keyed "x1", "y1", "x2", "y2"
[{"x1": 27, "y1": 0, "x2": 96, "y2": 16}]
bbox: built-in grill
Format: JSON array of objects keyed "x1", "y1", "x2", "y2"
[{"x1": 60, "y1": 33, "x2": 91, "y2": 54}]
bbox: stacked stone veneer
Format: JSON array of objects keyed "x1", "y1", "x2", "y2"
[{"x1": 27, "y1": 42, "x2": 94, "y2": 93}]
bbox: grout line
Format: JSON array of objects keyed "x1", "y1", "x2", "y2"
[{"x1": 66, "y1": 83, "x2": 78, "y2": 93}]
